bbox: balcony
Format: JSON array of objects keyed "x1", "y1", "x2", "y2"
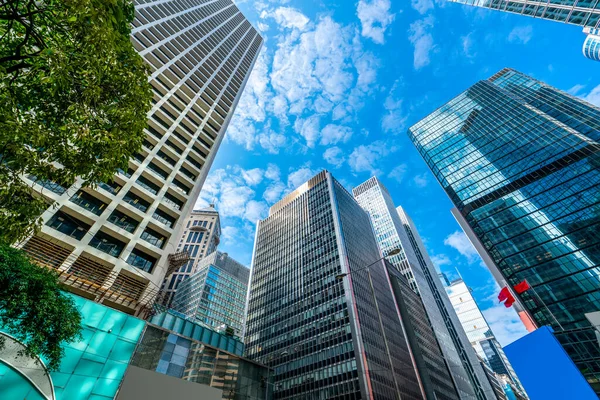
[
  {"x1": 141, "y1": 227, "x2": 167, "y2": 249},
  {"x1": 147, "y1": 162, "x2": 169, "y2": 180},
  {"x1": 89, "y1": 231, "x2": 126, "y2": 258},
  {"x1": 136, "y1": 175, "x2": 161, "y2": 195},
  {"x1": 27, "y1": 175, "x2": 68, "y2": 195},
  {"x1": 97, "y1": 181, "x2": 122, "y2": 196},
  {"x1": 70, "y1": 191, "x2": 108, "y2": 216},
  {"x1": 172, "y1": 178, "x2": 190, "y2": 196},
  {"x1": 123, "y1": 191, "x2": 152, "y2": 213},
  {"x1": 152, "y1": 208, "x2": 176, "y2": 229},
  {"x1": 107, "y1": 210, "x2": 139, "y2": 233},
  {"x1": 156, "y1": 150, "x2": 176, "y2": 167},
  {"x1": 126, "y1": 248, "x2": 158, "y2": 273},
  {"x1": 46, "y1": 211, "x2": 90, "y2": 241},
  {"x1": 163, "y1": 192, "x2": 183, "y2": 211}
]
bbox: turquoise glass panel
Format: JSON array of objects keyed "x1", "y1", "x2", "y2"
[{"x1": 0, "y1": 361, "x2": 46, "y2": 400}]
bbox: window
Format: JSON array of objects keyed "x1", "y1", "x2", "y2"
[
  {"x1": 127, "y1": 248, "x2": 157, "y2": 273},
  {"x1": 46, "y1": 211, "x2": 90, "y2": 240},
  {"x1": 70, "y1": 191, "x2": 108, "y2": 216}
]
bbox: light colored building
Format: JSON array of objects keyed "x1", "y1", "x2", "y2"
[
  {"x1": 161, "y1": 205, "x2": 221, "y2": 307},
  {"x1": 449, "y1": 0, "x2": 600, "y2": 61},
  {"x1": 246, "y1": 171, "x2": 423, "y2": 400},
  {"x1": 172, "y1": 251, "x2": 249, "y2": 338},
  {"x1": 353, "y1": 177, "x2": 495, "y2": 400},
  {"x1": 17, "y1": 0, "x2": 262, "y2": 315},
  {"x1": 446, "y1": 279, "x2": 526, "y2": 399}
]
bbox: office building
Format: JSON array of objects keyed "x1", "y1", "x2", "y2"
[
  {"x1": 584, "y1": 28, "x2": 600, "y2": 61},
  {"x1": 449, "y1": 0, "x2": 600, "y2": 61},
  {"x1": 17, "y1": 0, "x2": 262, "y2": 314},
  {"x1": 408, "y1": 67, "x2": 600, "y2": 393},
  {"x1": 478, "y1": 358, "x2": 508, "y2": 400},
  {"x1": 353, "y1": 177, "x2": 495, "y2": 400},
  {"x1": 386, "y1": 263, "x2": 460, "y2": 400},
  {"x1": 172, "y1": 251, "x2": 249, "y2": 338},
  {"x1": 446, "y1": 279, "x2": 526, "y2": 399},
  {"x1": 161, "y1": 205, "x2": 221, "y2": 307},
  {"x1": 245, "y1": 171, "x2": 423, "y2": 400}
]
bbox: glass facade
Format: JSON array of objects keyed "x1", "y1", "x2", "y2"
[
  {"x1": 172, "y1": 251, "x2": 249, "y2": 338},
  {"x1": 408, "y1": 67, "x2": 600, "y2": 394},
  {"x1": 353, "y1": 177, "x2": 494, "y2": 400},
  {"x1": 450, "y1": 0, "x2": 600, "y2": 29},
  {"x1": 445, "y1": 279, "x2": 526, "y2": 398},
  {"x1": 246, "y1": 171, "x2": 422, "y2": 399},
  {"x1": 584, "y1": 29, "x2": 600, "y2": 61},
  {"x1": 131, "y1": 314, "x2": 272, "y2": 400}
]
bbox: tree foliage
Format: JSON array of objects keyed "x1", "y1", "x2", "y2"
[
  {"x1": 0, "y1": 0, "x2": 152, "y2": 243},
  {"x1": 0, "y1": 242, "x2": 82, "y2": 371}
]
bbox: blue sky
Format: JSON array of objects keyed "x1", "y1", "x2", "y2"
[{"x1": 195, "y1": 0, "x2": 600, "y2": 346}]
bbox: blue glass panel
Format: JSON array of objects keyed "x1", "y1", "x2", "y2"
[
  {"x1": 108, "y1": 339, "x2": 136, "y2": 363},
  {"x1": 120, "y1": 316, "x2": 145, "y2": 340},
  {"x1": 62, "y1": 375, "x2": 96, "y2": 399},
  {"x1": 91, "y1": 378, "x2": 121, "y2": 397}
]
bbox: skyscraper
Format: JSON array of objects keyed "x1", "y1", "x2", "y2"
[
  {"x1": 449, "y1": 0, "x2": 600, "y2": 61},
  {"x1": 161, "y1": 205, "x2": 221, "y2": 306},
  {"x1": 172, "y1": 251, "x2": 249, "y2": 338},
  {"x1": 353, "y1": 177, "x2": 495, "y2": 400},
  {"x1": 18, "y1": 0, "x2": 262, "y2": 314},
  {"x1": 386, "y1": 262, "x2": 460, "y2": 400},
  {"x1": 245, "y1": 171, "x2": 423, "y2": 400},
  {"x1": 408, "y1": 67, "x2": 600, "y2": 393},
  {"x1": 446, "y1": 279, "x2": 526, "y2": 399}
]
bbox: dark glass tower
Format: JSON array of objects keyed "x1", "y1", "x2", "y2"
[
  {"x1": 408, "y1": 68, "x2": 600, "y2": 393},
  {"x1": 245, "y1": 171, "x2": 423, "y2": 400}
]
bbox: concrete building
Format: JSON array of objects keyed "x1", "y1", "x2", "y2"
[
  {"x1": 245, "y1": 171, "x2": 423, "y2": 400},
  {"x1": 161, "y1": 205, "x2": 221, "y2": 307},
  {"x1": 172, "y1": 251, "x2": 249, "y2": 338},
  {"x1": 446, "y1": 279, "x2": 526, "y2": 399},
  {"x1": 18, "y1": 0, "x2": 262, "y2": 315},
  {"x1": 408, "y1": 67, "x2": 600, "y2": 393},
  {"x1": 353, "y1": 177, "x2": 495, "y2": 400},
  {"x1": 449, "y1": 0, "x2": 600, "y2": 62}
]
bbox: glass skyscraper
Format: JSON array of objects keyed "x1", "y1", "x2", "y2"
[
  {"x1": 17, "y1": 0, "x2": 262, "y2": 314},
  {"x1": 245, "y1": 171, "x2": 423, "y2": 400},
  {"x1": 446, "y1": 279, "x2": 526, "y2": 399},
  {"x1": 172, "y1": 251, "x2": 249, "y2": 338},
  {"x1": 409, "y1": 67, "x2": 600, "y2": 393},
  {"x1": 353, "y1": 177, "x2": 495, "y2": 400},
  {"x1": 449, "y1": 0, "x2": 600, "y2": 61},
  {"x1": 161, "y1": 205, "x2": 222, "y2": 307}
]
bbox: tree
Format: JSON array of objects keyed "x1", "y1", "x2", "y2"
[
  {"x1": 0, "y1": 0, "x2": 152, "y2": 243},
  {"x1": 0, "y1": 242, "x2": 82, "y2": 371}
]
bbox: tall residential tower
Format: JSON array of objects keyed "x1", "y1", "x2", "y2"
[
  {"x1": 449, "y1": 0, "x2": 600, "y2": 61},
  {"x1": 409, "y1": 67, "x2": 600, "y2": 393},
  {"x1": 353, "y1": 178, "x2": 495, "y2": 400},
  {"x1": 245, "y1": 171, "x2": 423, "y2": 400},
  {"x1": 18, "y1": 0, "x2": 262, "y2": 314}
]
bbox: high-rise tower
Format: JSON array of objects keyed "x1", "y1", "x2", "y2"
[
  {"x1": 161, "y1": 205, "x2": 221, "y2": 307},
  {"x1": 245, "y1": 171, "x2": 423, "y2": 400},
  {"x1": 449, "y1": 0, "x2": 600, "y2": 62},
  {"x1": 18, "y1": 0, "x2": 262, "y2": 314},
  {"x1": 353, "y1": 177, "x2": 495, "y2": 400},
  {"x1": 408, "y1": 67, "x2": 600, "y2": 393}
]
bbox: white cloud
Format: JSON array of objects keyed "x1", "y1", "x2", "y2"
[
  {"x1": 265, "y1": 164, "x2": 281, "y2": 181},
  {"x1": 461, "y1": 33, "x2": 476, "y2": 58},
  {"x1": 263, "y1": 182, "x2": 286, "y2": 203},
  {"x1": 382, "y1": 80, "x2": 407, "y2": 134},
  {"x1": 241, "y1": 168, "x2": 264, "y2": 186},
  {"x1": 287, "y1": 166, "x2": 317, "y2": 189},
  {"x1": 431, "y1": 254, "x2": 451, "y2": 269},
  {"x1": 413, "y1": 173, "x2": 429, "y2": 188},
  {"x1": 411, "y1": 0, "x2": 433, "y2": 14},
  {"x1": 320, "y1": 124, "x2": 353, "y2": 145},
  {"x1": 583, "y1": 84, "x2": 600, "y2": 107},
  {"x1": 408, "y1": 17, "x2": 435, "y2": 70},
  {"x1": 219, "y1": 184, "x2": 255, "y2": 219},
  {"x1": 267, "y1": 7, "x2": 309, "y2": 30},
  {"x1": 244, "y1": 200, "x2": 269, "y2": 223},
  {"x1": 257, "y1": 131, "x2": 287, "y2": 154},
  {"x1": 356, "y1": 0, "x2": 396, "y2": 44},
  {"x1": 348, "y1": 140, "x2": 390, "y2": 175},
  {"x1": 444, "y1": 231, "x2": 479, "y2": 262},
  {"x1": 323, "y1": 147, "x2": 345, "y2": 168},
  {"x1": 482, "y1": 304, "x2": 529, "y2": 346},
  {"x1": 294, "y1": 115, "x2": 321, "y2": 147},
  {"x1": 567, "y1": 84, "x2": 585, "y2": 95},
  {"x1": 508, "y1": 25, "x2": 533, "y2": 45},
  {"x1": 221, "y1": 226, "x2": 240, "y2": 245},
  {"x1": 387, "y1": 164, "x2": 408, "y2": 183}
]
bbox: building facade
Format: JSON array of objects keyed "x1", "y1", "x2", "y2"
[
  {"x1": 449, "y1": 0, "x2": 600, "y2": 61},
  {"x1": 245, "y1": 171, "x2": 423, "y2": 400},
  {"x1": 386, "y1": 263, "x2": 460, "y2": 400},
  {"x1": 584, "y1": 28, "x2": 600, "y2": 61},
  {"x1": 172, "y1": 251, "x2": 249, "y2": 338},
  {"x1": 446, "y1": 279, "x2": 526, "y2": 399},
  {"x1": 18, "y1": 0, "x2": 262, "y2": 314},
  {"x1": 161, "y1": 205, "x2": 221, "y2": 307},
  {"x1": 408, "y1": 67, "x2": 600, "y2": 393},
  {"x1": 353, "y1": 177, "x2": 494, "y2": 400}
]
